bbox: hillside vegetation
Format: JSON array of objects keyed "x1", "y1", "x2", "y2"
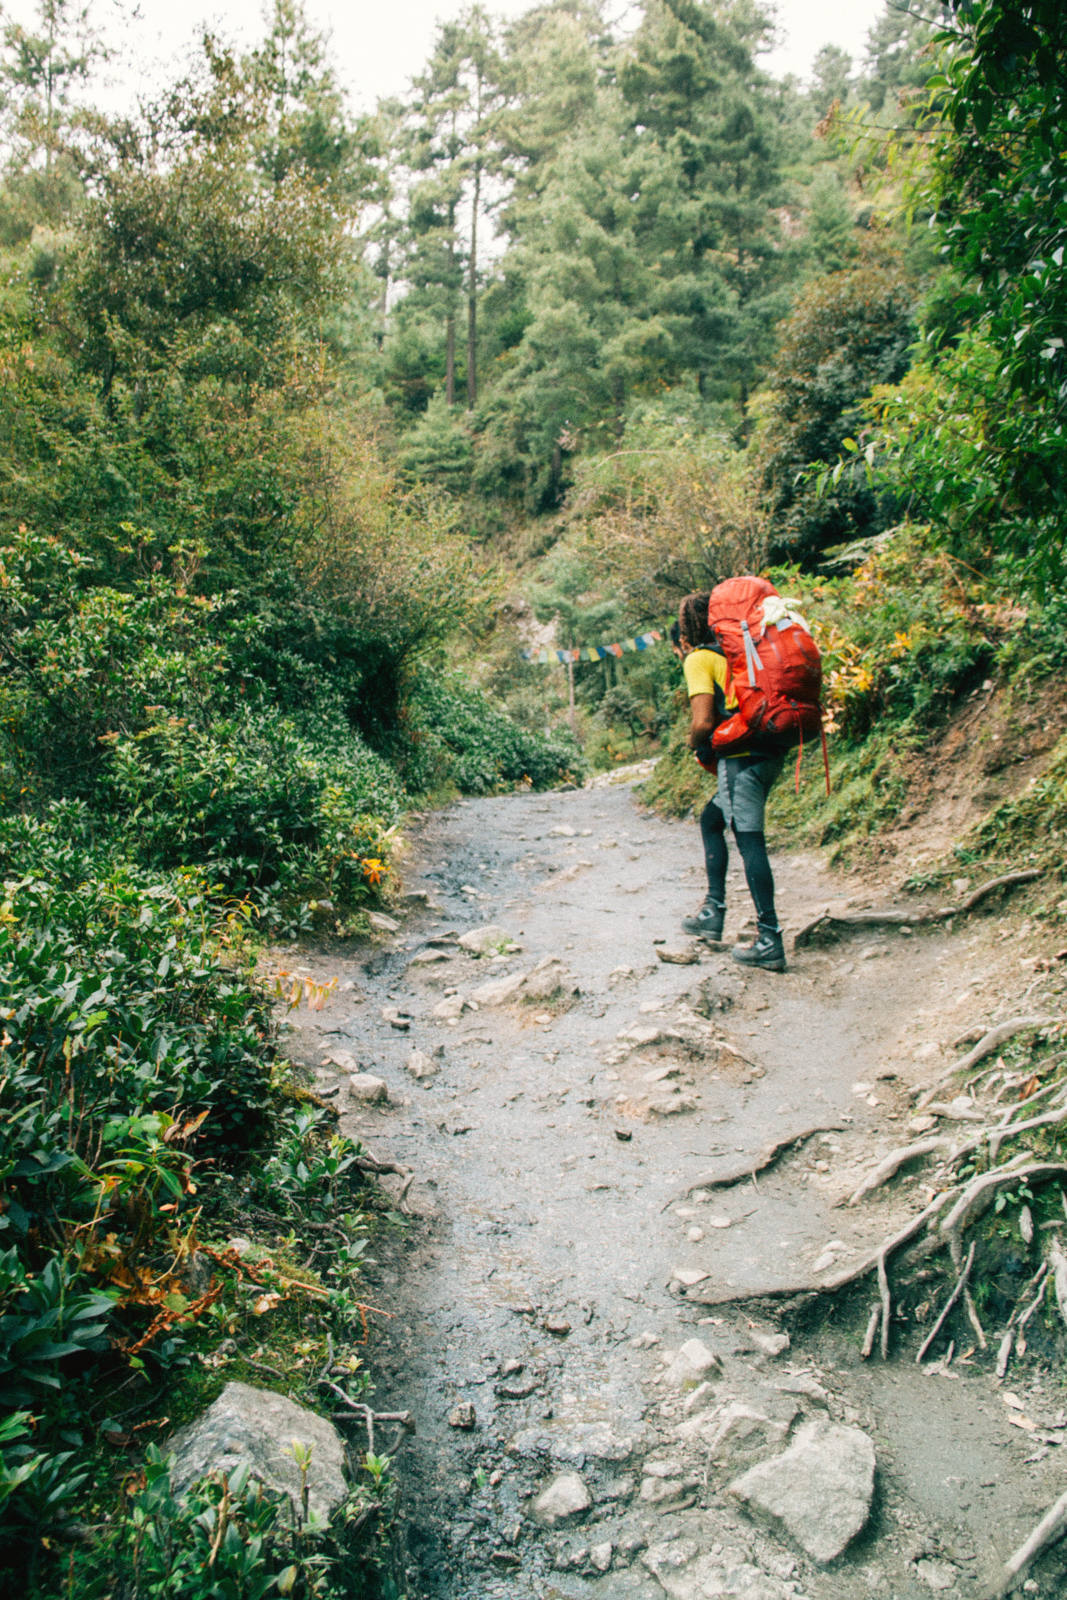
[{"x1": 2, "y1": 0, "x2": 1066, "y2": 1594}]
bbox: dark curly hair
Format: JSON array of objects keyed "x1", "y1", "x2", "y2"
[{"x1": 678, "y1": 593, "x2": 713, "y2": 650}]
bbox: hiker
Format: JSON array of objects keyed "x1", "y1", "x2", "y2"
[{"x1": 673, "y1": 594, "x2": 786, "y2": 971}]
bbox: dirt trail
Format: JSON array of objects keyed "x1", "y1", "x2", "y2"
[{"x1": 284, "y1": 779, "x2": 1067, "y2": 1600}]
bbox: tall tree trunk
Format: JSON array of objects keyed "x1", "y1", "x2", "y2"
[
  {"x1": 446, "y1": 313, "x2": 456, "y2": 407},
  {"x1": 467, "y1": 158, "x2": 481, "y2": 409}
]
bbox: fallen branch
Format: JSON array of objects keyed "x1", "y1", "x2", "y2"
[
  {"x1": 915, "y1": 1016, "x2": 1060, "y2": 1109},
  {"x1": 356, "y1": 1155, "x2": 413, "y2": 1179},
  {"x1": 983, "y1": 1485, "x2": 1067, "y2": 1598},
  {"x1": 847, "y1": 1137, "x2": 955, "y2": 1206},
  {"x1": 675, "y1": 1124, "x2": 843, "y2": 1202},
  {"x1": 916, "y1": 1241, "x2": 975, "y2": 1363}
]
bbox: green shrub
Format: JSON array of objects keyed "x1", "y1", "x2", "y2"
[
  {"x1": 404, "y1": 671, "x2": 586, "y2": 794},
  {"x1": 104, "y1": 704, "x2": 403, "y2": 905}
]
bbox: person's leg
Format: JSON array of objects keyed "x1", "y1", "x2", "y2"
[
  {"x1": 682, "y1": 797, "x2": 727, "y2": 937},
  {"x1": 726, "y1": 754, "x2": 786, "y2": 970},
  {"x1": 732, "y1": 827, "x2": 777, "y2": 927}
]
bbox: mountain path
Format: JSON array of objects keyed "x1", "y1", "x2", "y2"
[{"x1": 281, "y1": 779, "x2": 1065, "y2": 1600}]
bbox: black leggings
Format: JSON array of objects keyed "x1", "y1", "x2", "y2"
[{"x1": 700, "y1": 798, "x2": 777, "y2": 928}]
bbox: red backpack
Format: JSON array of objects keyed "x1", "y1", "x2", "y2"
[{"x1": 705, "y1": 576, "x2": 828, "y2": 789}]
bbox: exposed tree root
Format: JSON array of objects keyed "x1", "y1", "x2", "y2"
[
  {"x1": 672, "y1": 1124, "x2": 843, "y2": 1204},
  {"x1": 940, "y1": 1162, "x2": 1067, "y2": 1268},
  {"x1": 794, "y1": 870, "x2": 1043, "y2": 952},
  {"x1": 847, "y1": 1137, "x2": 956, "y2": 1206},
  {"x1": 914, "y1": 1016, "x2": 1059, "y2": 1109},
  {"x1": 984, "y1": 1486, "x2": 1067, "y2": 1598},
  {"x1": 916, "y1": 1241, "x2": 975, "y2": 1363}
]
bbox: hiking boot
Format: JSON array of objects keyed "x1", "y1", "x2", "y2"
[
  {"x1": 681, "y1": 897, "x2": 725, "y2": 940},
  {"x1": 731, "y1": 924, "x2": 786, "y2": 972}
]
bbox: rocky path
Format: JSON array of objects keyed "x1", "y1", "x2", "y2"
[{"x1": 282, "y1": 779, "x2": 1066, "y2": 1600}]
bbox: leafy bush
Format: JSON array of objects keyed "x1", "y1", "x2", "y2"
[
  {"x1": 104, "y1": 703, "x2": 402, "y2": 903},
  {"x1": 404, "y1": 671, "x2": 586, "y2": 794}
]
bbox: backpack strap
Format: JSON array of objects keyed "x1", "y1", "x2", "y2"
[{"x1": 740, "y1": 620, "x2": 762, "y2": 686}]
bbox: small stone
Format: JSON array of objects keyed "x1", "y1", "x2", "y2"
[
  {"x1": 380, "y1": 1007, "x2": 410, "y2": 1030},
  {"x1": 589, "y1": 1541, "x2": 613, "y2": 1572},
  {"x1": 671, "y1": 1268, "x2": 710, "y2": 1288},
  {"x1": 367, "y1": 912, "x2": 400, "y2": 933},
  {"x1": 530, "y1": 1471, "x2": 592, "y2": 1526},
  {"x1": 746, "y1": 1328, "x2": 790, "y2": 1358},
  {"x1": 324, "y1": 1048, "x2": 357, "y2": 1072},
  {"x1": 686, "y1": 1226, "x2": 705, "y2": 1242},
  {"x1": 916, "y1": 1558, "x2": 960, "y2": 1591},
  {"x1": 656, "y1": 946, "x2": 700, "y2": 965},
  {"x1": 727, "y1": 1417, "x2": 875, "y2": 1565},
  {"x1": 432, "y1": 994, "x2": 468, "y2": 1020},
  {"x1": 614, "y1": 1127, "x2": 633, "y2": 1141},
  {"x1": 348, "y1": 1073, "x2": 388, "y2": 1102},
  {"x1": 631, "y1": 1332, "x2": 659, "y2": 1348},
  {"x1": 706, "y1": 1213, "x2": 732, "y2": 1229},
  {"x1": 405, "y1": 1049, "x2": 438, "y2": 1081},
  {"x1": 500, "y1": 1358, "x2": 524, "y2": 1376},
  {"x1": 548, "y1": 825, "x2": 575, "y2": 837},
  {"x1": 408, "y1": 947, "x2": 451, "y2": 965},
  {"x1": 449, "y1": 1402, "x2": 477, "y2": 1430},
  {"x1": 909, "y1": 1114, "x2": 938, "y2": 1134},
  {"x1": 544, "y1": 1315, "x2": 571, "y2": 1335}
]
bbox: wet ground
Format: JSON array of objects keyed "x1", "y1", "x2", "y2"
[{"x1": 280, "y1": 780, "x2": 1067, "y2": 1600}]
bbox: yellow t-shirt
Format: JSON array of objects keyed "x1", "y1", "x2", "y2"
[{"x1": 683, "y1": 648, "x2": 737, "y2": 710}]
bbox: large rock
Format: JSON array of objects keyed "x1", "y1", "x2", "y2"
[
  {"x1": 458, "y1": 924, "x2": 517, "y2": 956},
  {"x1": 348, "y1": 1073, "x2": 388, "y2": 1102},
  {"x1": 662, "y1": 1339, "x2": 721, "y2": 1387},
  {"x1": 642, "y1": 1539, "x2": 793, "y2": 1600},
  {"x1": 530, "y1": 1470, "x2": 592, "y2": 1526},
  {"x1": 168, "y1": 1382, "x2": 347, "y2": 1525},
  {"x1": 469, "y1": 970, "x2": 528, "y2": 1007},
  {"x1": 522, "y1": 956, "x2": 576, "y2": 1002},
  {"x1": 727, "y1": 1418, "x2": 875, "y2": 1565}
]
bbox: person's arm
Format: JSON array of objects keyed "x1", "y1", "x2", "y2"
[{"x1": 688, "y1": 692, "x2": 715, "y2": 750}]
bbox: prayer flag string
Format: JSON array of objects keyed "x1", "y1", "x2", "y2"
[{"x1": 519, "y1": 630, "x2": 663, "y2": 665}]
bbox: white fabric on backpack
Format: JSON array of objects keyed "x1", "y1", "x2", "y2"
[{"x1": 761, "y1": 595, "x2": 812, "y2": 635}]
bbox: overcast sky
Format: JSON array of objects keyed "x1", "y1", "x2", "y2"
[{"x1": 13, "y1": 0, "x2": 888, "y2": 117}]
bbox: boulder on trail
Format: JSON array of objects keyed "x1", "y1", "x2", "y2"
[
  {"x1": 530, "y1": 1470, "x2": 592, "y2": 1525},
  {"x1": 168, "y1": 1382, "x2": 347, "y2": 1525},
  {"x1": 726, "y1": 1417, "x2": 875, "y2": 1565},
  {"x1": 458, "y1": 924, "x2": 517, "y2": 956}
]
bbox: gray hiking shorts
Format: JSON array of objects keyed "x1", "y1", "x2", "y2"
[{"x1": 715, "y1": 753, "x2": 784, "y2": 833}]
